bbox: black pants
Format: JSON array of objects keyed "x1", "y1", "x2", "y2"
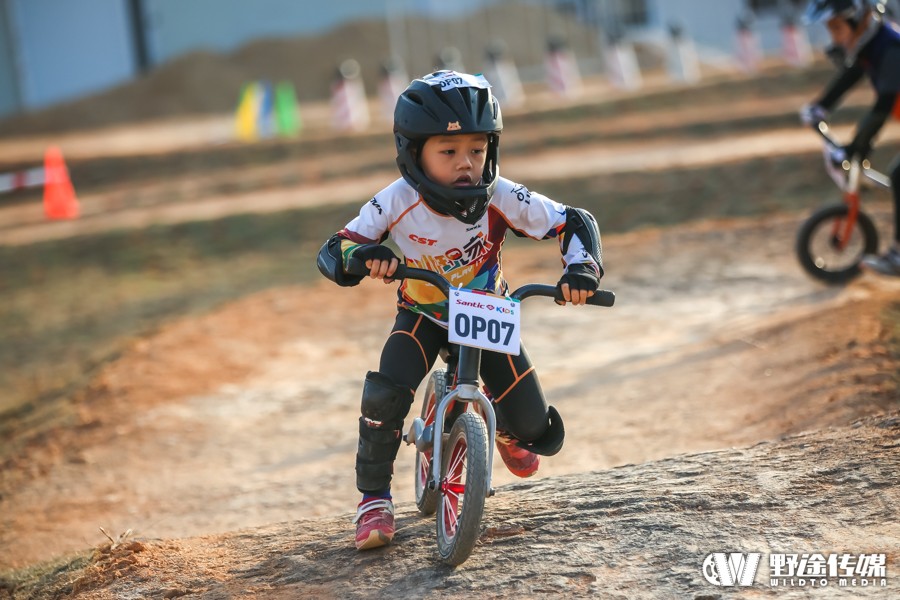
[
  {"x1": 890, "y1": 155, "x2": 900, "y2": 244},
  {"x1": 379, "y1": 308, "x2": 550, "y2": 443}
]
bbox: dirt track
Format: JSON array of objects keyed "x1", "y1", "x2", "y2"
[
  {"x1": 14, "y1": 413, "x2": 897, "y2": 599},
  {"x1": 1, "y1": 65, "x2": 899, "y2": 598},
  {"x1": 2, "y1": 209, "x2": 899, "y2": 574}
]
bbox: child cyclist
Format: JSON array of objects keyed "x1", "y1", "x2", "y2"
[
  {"x1": 316, "y1": 71, "x2": 603, "y2": 550},
  {"x1": 800, "y1": 0, "x2": 900, "y2": 275}
]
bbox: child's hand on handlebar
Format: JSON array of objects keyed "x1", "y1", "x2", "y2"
[
  {"x1": 367, "y1": 258, "x2": 399, "y2": 282},
  {"x1": 556, "y1": 263, "x2": 599, "y2": 306},
  {"x1": 352, "y1": 244, "x2": 400, "y2": 282}
]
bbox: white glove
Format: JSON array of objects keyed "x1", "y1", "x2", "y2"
[{"x1": 800, "y1": 103, "x2": 828, "y2": 126}]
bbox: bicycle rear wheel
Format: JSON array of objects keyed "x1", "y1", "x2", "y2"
[
  {"x1": 796, "y1": 204, "x2": 878, "y2": 284},
  {"x1": 436, "y1": 411, "x2": 489, "y2": 566}
]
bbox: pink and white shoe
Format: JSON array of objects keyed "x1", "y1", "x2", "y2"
[
  {"x1": 496, "y1": 433, "x2": 540, "y2": 478},
  {"x1": 352, "y1": 498, "x2": 395, "y2": 550}
]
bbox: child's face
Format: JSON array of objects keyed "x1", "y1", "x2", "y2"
[
  {"x1": 826, "y1": 17, "x2": 857, "y2": 50},
  {"x1": 420, "y1": 133, "x2": 489, "y2": 188}
]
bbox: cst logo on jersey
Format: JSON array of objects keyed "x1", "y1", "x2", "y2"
[
  {"x1": 409, "y1": 234, "x2": 438, "y2": 246},
  {"x1": 407, "y1": 232, "x2": 495, "y2": 275}
]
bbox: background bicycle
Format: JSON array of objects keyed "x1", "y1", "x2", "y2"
[{"x1": 795, "y1": 120, "x2": 893, "y2": 283}]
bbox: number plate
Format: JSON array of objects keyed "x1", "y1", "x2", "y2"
[{"x1": 448, "y1": 288, "x2": 521, "y2": 355}]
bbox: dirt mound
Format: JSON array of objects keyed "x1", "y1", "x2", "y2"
[
  {"x1": 0, "y1": 20, "x2": 389, "y2": 137},
  {"x1": 0, "y1": 4, "x2": 611, "y2": 137},
  {"x1": 0, "y1": 0, "x2": 711, "y2": 143},
  {"x1": 4, "y1": 412, "x2": 897, "y2": 599},
  {"x1": 0, "y1": 51, "x2": 248, "y2": 137}
]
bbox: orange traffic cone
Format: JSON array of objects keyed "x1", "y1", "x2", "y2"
[{"x1": 43, "y1": 146, "x2": 79, "y2": 220}]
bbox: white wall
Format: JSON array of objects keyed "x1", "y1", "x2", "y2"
[
  {"x1": 643, "y1": 0, "x2": 831, "y2": 60},
  {"x1": 0, "y1": 1, "x2": 20, "y2": 116},
  {"x1": 651, "y1": 0, "x2": 747, "y2": 50},
  {"x1": 10, "y1": 0, "x2": 135, "y2": 109},
  {"x1": 144, "y1": 0, "x2": 393, "y2": 64}
]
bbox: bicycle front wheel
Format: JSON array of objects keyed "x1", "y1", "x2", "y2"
[
  {"x1": 436, "y1": 411, "x2": 489, "y2": 566},
  {"x1": 795, "y1": 204, "x2": 878, "y2": 284}
]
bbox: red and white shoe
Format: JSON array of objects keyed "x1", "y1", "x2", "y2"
[
  {"x1": 352, "y1": 498, "x2": 395, "y2": 550},
  {"x1": 496, "y1": 433, "x2": 540, "y2": 478}
]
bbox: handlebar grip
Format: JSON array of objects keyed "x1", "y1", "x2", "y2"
[
  {"x1": 345, "y1": 256, "x2": 368, "y2": 277},
  {"x1": 587, "y1": 290, "x2": 616, "y2": 307}
]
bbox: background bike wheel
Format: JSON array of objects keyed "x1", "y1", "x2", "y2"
[
  {"x1": 795, "y1": 204, "x2": 878, "y2": 284},
  {"x1": 436, "y1": 411, "x2": 489, "y2": 566},
  {"x1": 414, "y1": 370, "x2": 446, "y2": 515}
]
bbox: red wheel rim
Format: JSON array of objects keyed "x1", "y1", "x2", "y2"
[
  {"x1": 417, "y1": 391, "x2": 437, "y2": 491},
  {"x1": 441, "y1": 436, "x2": 467, "y2": 538}
]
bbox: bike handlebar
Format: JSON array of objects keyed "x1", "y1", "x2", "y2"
[
  {"x1": 810, "y1": 120, "x2": 840, "y2": 147},
  {"x1": 346, "y1": 258, "x2": 615, "y2": 307},
  {"x1": 808, "y1": 120, "x2": 892, "y2": 190},
  {"x1": 509, "y1": 283, "x2": 615, "y2": 307}
]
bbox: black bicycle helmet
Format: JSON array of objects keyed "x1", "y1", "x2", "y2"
[
  {"x1": 803, "y1": 0, "x2": 871, "y2": 25},
  {"x1": 394, "y1": 70, "x2": 503, "y2": 225}
]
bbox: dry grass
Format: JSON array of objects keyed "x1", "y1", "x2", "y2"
[{"x1": 0, "y1": 529, "x2": 151, "y2": 599}]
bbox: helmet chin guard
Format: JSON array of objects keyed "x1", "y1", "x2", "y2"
[{"x1": 394, "y1": 71, "x2": 503, "y2": 224}]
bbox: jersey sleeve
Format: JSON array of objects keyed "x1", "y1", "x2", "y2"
[
  {"x1": 847, "y1": 91, "x2": 897, "y2": 158},
  {"x1": 491, "y1": 178, "x2": 567, "y2": 239},
  {"x1": 816, "y1": 62, "x2": 865, "y2": 111},
  {"x1": 847, "y1": 44, "x2": 900, "y2": 158},
  {"x1": 492, "y1": 178, "x2": 600, "y2": 273},
  {"x1": 335, "y1": 193, "x2": 393, "y2": 268},
  {"x1": 340, "y1": 196, "x2": 391, "y2": 243}
]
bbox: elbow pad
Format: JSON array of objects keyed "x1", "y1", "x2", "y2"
[
  {"x1": 563, "y1": 207, "x2": 604, "y2": 276},
  {"x1": 316, "y1": 234, "x2": 365, "y2": 287}
]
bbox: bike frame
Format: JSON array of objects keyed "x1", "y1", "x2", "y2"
[
  {"x1": 814, "y1": 121, "x2": 892, "y2": 249},
  {"x1": 423, "y1": 280, "x2": 610, "y2": 499}
]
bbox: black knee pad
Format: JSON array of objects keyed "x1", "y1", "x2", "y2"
[
  {"x1": 360, "y1": 371, "x2": 413, "y2": 427},
  {"x1": 356, "y1": 371, "x2": 414, "y2": 493},
  {"x1": 516, "y1": 405, "x2": 565, "y2": 457},
  {"x1": 356, "y1": 418, "x2": 402, "y2": 493}
]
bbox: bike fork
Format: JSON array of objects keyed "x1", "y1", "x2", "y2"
[
  {"x1": 833, "y1": 191, "x2": 861, "y2": 250},
  {"x1": 835, "y1": 162, "x2": 863, "y2": 250},
  {"x1": 429, "y1": 384, "x2": 497, "y2": 499}
]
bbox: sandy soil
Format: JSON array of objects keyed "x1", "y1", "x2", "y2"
[{"x1": 2, "y1": 209, "x2": 898, "y2": 571}]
